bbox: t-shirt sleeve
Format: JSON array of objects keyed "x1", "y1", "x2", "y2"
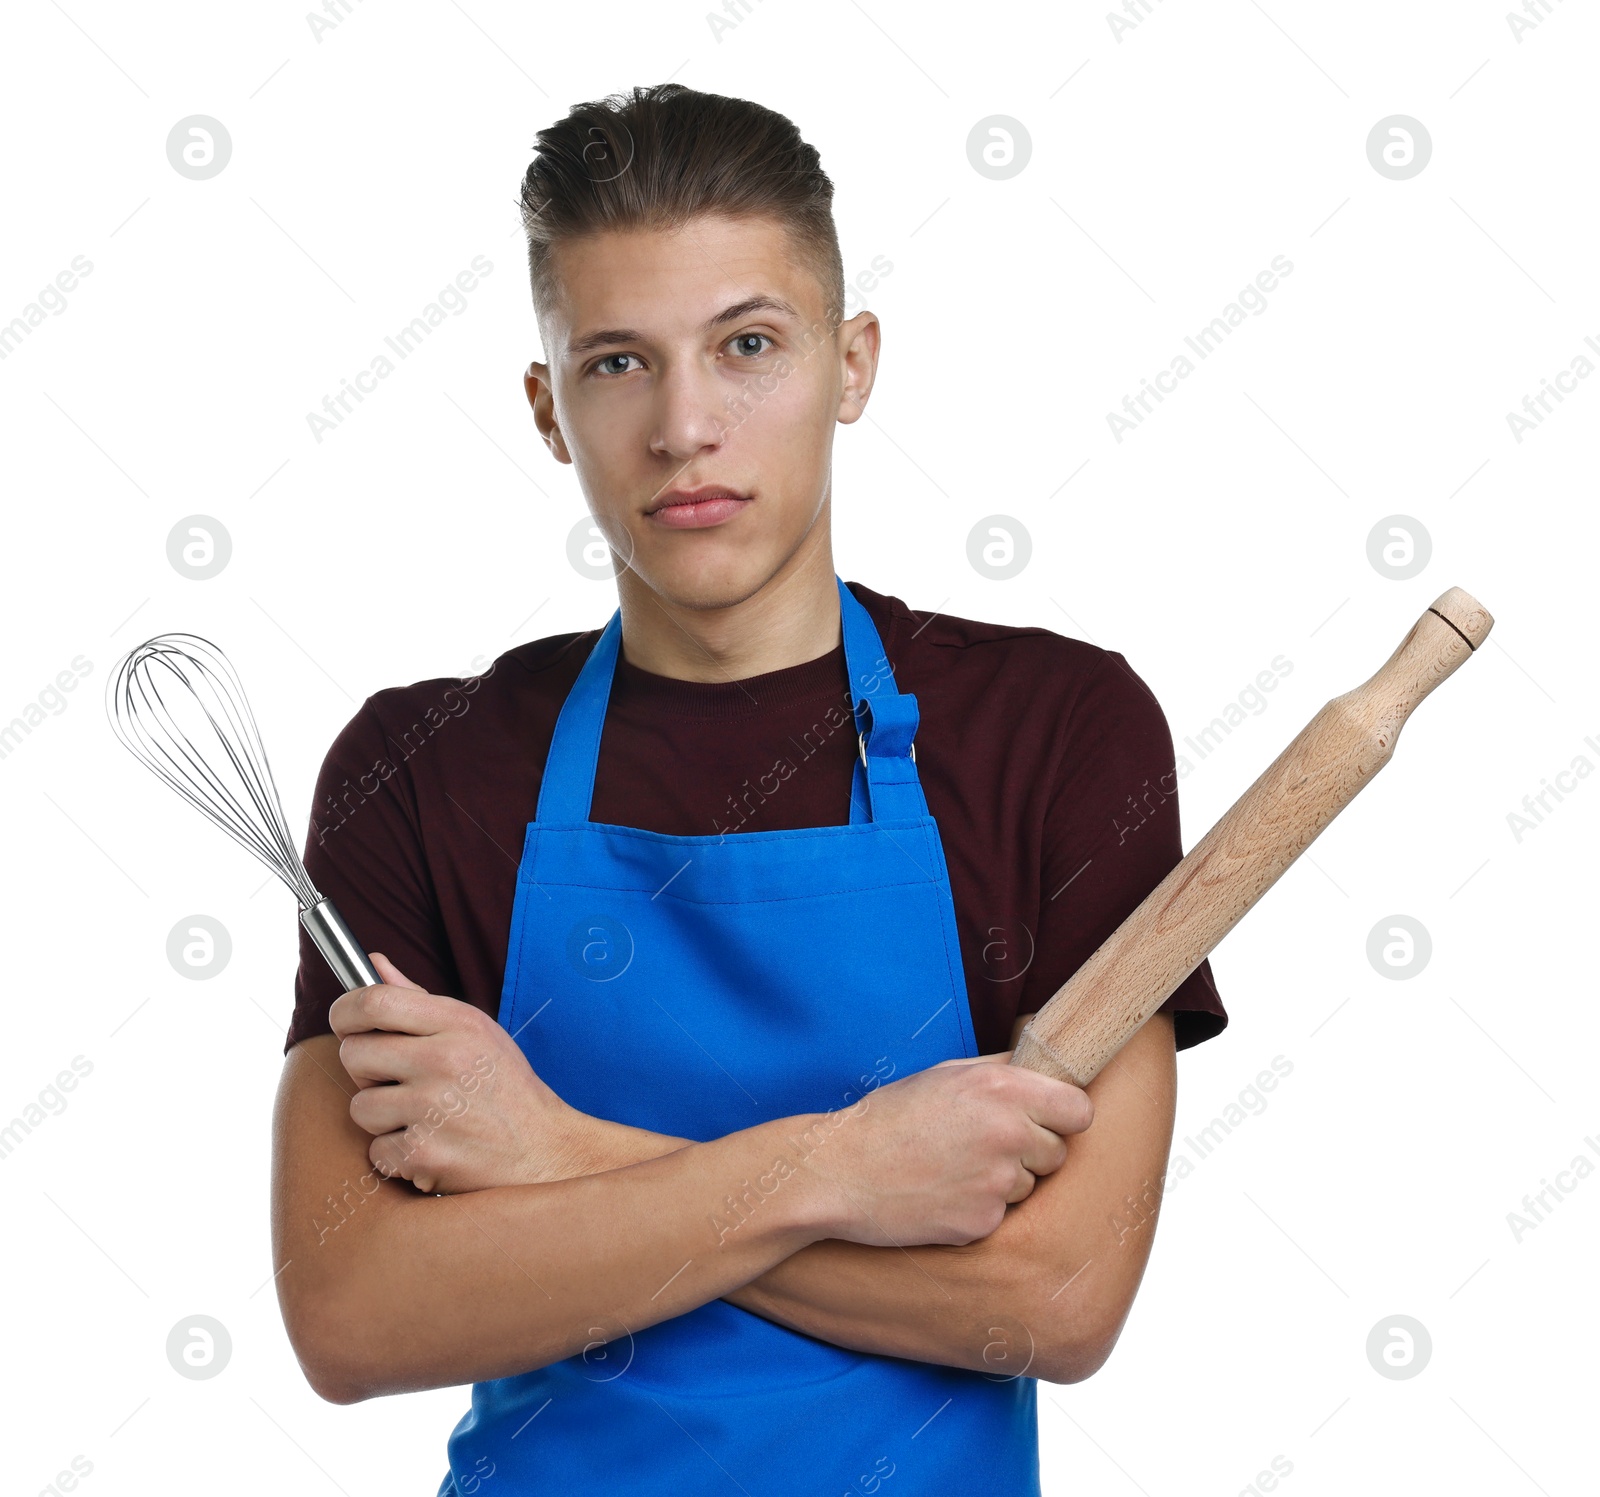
[
  {"x1": 1019, "y1": 650, "x2": 1228, "y2": 1054},
  {"x1": 282, "y1": 695, "x2": 460, "y2": 1054}
]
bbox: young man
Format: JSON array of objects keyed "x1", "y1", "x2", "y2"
[{"x1": 271, "y1": 83, "x2": 1227, "y2": 1495}]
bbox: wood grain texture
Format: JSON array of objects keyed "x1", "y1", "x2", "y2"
[{"x1": 1011, "y1": 587, "x2": 1493, "y2": 1086}]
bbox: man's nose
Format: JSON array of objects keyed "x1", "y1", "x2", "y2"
[{"x1": 649, "y1": 360, "x2": 735, "y2": 459}]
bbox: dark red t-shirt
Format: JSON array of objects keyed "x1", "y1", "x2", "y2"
[{"x1": 285, "y1": 580, "x2": 1227, "y2": 1060}]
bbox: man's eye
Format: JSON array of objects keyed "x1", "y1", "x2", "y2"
[
  {"x1": 595, "y1": 354, "x2": 640, "y2": 376},
  {"x1": 729, "y1": 333, "x2": 773, "y2": 357}
]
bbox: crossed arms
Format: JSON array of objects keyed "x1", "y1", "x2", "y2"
[{"x1": 271, "y1": 994, "x2": 1177, "y2": 1402}]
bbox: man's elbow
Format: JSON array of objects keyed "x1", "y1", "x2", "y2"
[
  {"x1": 1032, "y1": 1298, "x2": 1129, "y2": 1385},
  {"x1": 281, "y1": 1281, "x2": 389, "y2": 1405},
  {"x1": 287, "y1": 1322, "x2": 373, "y2": 1404},
  {"x1": 303, "y1": 1362, "x2": 369, "y2": 1407},
  {"x1": 1035, "y1": 1324, "x2": 1121, "y2": 1384}
]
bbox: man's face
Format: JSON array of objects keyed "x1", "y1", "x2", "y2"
[{"x1": 524, "y1": 213, "x2": 879, "y2": 610}]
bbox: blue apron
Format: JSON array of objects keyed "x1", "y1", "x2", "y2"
[{"x1": 438, "y1": 576, "x2": 1040, "y2": 1496}]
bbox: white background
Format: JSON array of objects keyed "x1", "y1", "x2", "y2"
[{"x1": 2, "y1": 1, "x2": 1596, "y2": 1493}]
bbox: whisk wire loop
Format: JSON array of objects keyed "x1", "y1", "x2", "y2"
[{"x1": 107, "y1": 633, "x2": 323, "y2": 910}]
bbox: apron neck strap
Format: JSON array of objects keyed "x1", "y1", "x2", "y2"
[
  {"x1": 840, "y1": 578, "x2": 927, "y2": 824},
  {"x1": 536, "y1": 608, "x2": 621, "y2": 822},
  {"x1": 537, "y1": 576, "x2": 928, "y2": 824}
]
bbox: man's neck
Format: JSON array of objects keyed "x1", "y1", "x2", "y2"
[{"x1": 614, "y1": 550, "x2": 843, "y2": 685}]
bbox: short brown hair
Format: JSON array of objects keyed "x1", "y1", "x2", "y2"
[{"x1": 518, "y1": 83, "x2": 846, "y2": 334}]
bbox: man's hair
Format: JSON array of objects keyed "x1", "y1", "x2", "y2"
[{"x1": 518, "y1": 83, "x2": 845, "y2": 335}]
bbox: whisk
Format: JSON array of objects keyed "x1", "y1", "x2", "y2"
[{"x1": 106, "y1": 632, "x2": 380, "y2": 992}]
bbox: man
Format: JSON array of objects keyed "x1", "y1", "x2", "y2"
[{"x1": 271, "y1": 82, "x2": 1227, "y2": 1495}]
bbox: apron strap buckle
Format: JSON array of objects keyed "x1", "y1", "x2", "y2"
[
  {"x1": 854, "y1": 692, "x2": 920, "y2": 764},
  {"x1": 858, "y1": 730, "x2": 915, "y2": 765}
]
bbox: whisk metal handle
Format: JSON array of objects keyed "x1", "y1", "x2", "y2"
[{"x1": 301, "y1": 898, "x2": 381, "y2": 992}]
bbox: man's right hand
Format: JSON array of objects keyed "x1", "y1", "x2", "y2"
[{"x1": 795, "y1": 1053, "x2": 1094, "y2": 1249}]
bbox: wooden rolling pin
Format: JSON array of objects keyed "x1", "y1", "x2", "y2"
[{"x1": 1010, "y1": 587, "x2": 1493, "y2": 1084}]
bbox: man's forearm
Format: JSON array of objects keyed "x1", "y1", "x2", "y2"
[
  {"x1": 577, "y1": 1119, "x2": 1070, "y2": 1377},
  {"x1": 274, "y1": 1036, "x2": 842, "y2": 1403},
  {"x1": 575, "y1": 1013, "x2": 1176, "y2": 1383}
]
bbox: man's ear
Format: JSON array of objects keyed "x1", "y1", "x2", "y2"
[
  {"x1": 835, "y1": 312, "x2": 880, "y2": 426},
  {"x1": 524, "y1": 360, "x2": 572, "y2": 463}
]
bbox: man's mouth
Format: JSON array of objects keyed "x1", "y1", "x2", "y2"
[{"x1": 645, "y1": 486, "x2": 753, "y2": 530}]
